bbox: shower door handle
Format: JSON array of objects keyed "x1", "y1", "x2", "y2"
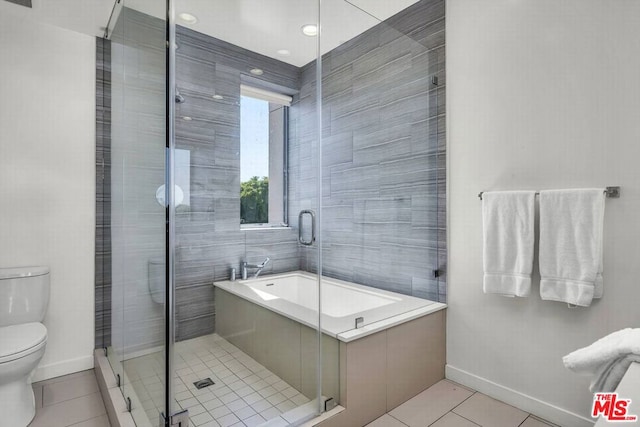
[{"x1": 298, "y1": 210, "x2": 316, "y2": 246}]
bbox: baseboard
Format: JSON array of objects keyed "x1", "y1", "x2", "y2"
[
  {"x1": 445, "y1": 364, "x2": 595, "y2": 427},
  {"x1": 32, "y1": 354, "x2": 94, "y2": 382}
]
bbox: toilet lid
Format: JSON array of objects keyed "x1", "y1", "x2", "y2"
[{"x1": 0, "y1": 323, "x2": 47, "y2": 362}]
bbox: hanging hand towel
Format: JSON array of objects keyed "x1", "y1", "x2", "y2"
[
  {"x1": 482, "y1": 191, "x2": 536, "y2": 297},
  {"x1": 539, "y1": 189, "x2": 605, "y2": 306}
]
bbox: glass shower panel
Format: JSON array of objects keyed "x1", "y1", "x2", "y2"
[
  {"x1": 171, "y1": 0, "x2": 326, "y2": 424},
  {"x1": 108, "y1": 1, "x2": 169, "y2": 426},
  {"x1": 96, "y1": 34, "x2": 111, "y2": 355},
  {"x1": 105, "y1": 6, "x2": 125, "y2": 398},
  {"x1": 318, "y1": 0, "x2": 447, "y2": 332},
  {"x1": 107, "y1": 1, "x2": 126, "y2": 404}
]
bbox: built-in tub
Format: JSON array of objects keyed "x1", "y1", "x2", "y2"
[
  {"x1": 214, "y1": 270, "x2": 446, "y2": 342},
  {"x1": 214, "y1": 271, "x2": 447, "y2": 426}
]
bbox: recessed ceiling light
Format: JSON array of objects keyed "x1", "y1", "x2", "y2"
[
  {"x1": 277, "y1": 49, "x2": 291, "y2": 56},
  {"x1": 212, "y1": 94, "x2": 224, "y2": 100},
  {"x1": 182, "y1": 116, "x2": 192, "y2": 121},
  {"x1": 178, "y1": 12, "x2": 198, "y2": 24},
  {"x1": 249, "y1": 68, "x2": 264, "y2": 76},
  {"x1": 301, "y1": 24, "x2": 318, "y2": 37}
]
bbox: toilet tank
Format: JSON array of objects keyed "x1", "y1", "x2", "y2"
[
  {"x1": 0, "y1": 266, "x2": 50, "y2": 327},
  {"x1": 148, "y1": 258, "x2": 165, "y2": 304}
]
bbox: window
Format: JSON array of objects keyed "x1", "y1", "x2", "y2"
[{"x1": 240, "y1": 85, "x2": 291, "y2": 227}]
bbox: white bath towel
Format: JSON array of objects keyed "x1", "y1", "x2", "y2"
[
  {"x1": 482, "y1": 191, "x2": 536, "y2": 297},
  {"x1": 564, "y1": 328, "x2": 640, "y2": 373},
  {"x1": 563, "y1": 328, "x2": 640, "y2": 392},
  {"x1": 590, "y1": 354, "x2": 640, "y2": 392},
  {"x1": 539, "y1": 189, "x2": 605, "y2": 306}
]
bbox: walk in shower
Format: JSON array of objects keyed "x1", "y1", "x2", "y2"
[{"x1": 95, "y1": 0, "x2": 446, "y2": 425}]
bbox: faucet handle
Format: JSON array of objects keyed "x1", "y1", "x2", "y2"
[{"x1": 259, "y1": 257, "x2": 271, "y2": 268}]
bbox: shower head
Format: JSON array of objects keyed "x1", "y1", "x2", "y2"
[{"x1": 175, "y1": 89, "x2": 185, "y2": 104}]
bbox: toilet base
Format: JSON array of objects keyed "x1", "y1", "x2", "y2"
[
  {"x1": 0, "y1": 341, "x2": 46, "y2": 427},
  {"x1": 0, "y1": 376, "x2": 36, "y2": 427}
]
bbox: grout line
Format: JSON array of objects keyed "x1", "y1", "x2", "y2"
[
  {"x1": 386, "y1": 413, "x2": 411, "y2": 426},
  {"x1": 447, "y1": 392, "x2": 483, "y2": 425},
  {"x1": 451, "y1": 391, "x2": 534, "y2": 427},
  {"x1": 429, "y1": 409, "x2": 458, "y2": 426},
  {"x1": 66, "y1": 413, "x2": 108, "y2": 427},
  {"x1": 45, "y1": 390, "x2": 104, "y2": 410},
  {"x1": 426, "y1": 407, "x2": 482, "y2": 427},
  {"x1": 451, "y1": 390, "x2": 477, "y2": 412},
  {"x1": 41, "y1": 384, "x2": 101, "y2": 408},
  {"x1": 519, "y1": 414, "x2": 557, "y2": 427},
  {"x1": 453, "y1": 412, "x2": 483, "y2": 426},
  {"x1": 427, "y1": 412, "x2": 448, "y2": 426}
]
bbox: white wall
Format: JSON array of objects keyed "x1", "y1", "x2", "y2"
[
  {"x1": 0, "y1": 16, "x2": 96, "y2": 381},
  {"x1": 447, "y1": 1, "x2": 640, "y2": 426}
]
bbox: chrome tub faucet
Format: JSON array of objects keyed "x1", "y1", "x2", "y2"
[{"x1": 241, "y1": 257, "x2": 271, "y2": 279}]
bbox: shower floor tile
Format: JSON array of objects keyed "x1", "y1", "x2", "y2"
[{"x1": 124, "y1": 333, "x2": 309, "y2": 427}]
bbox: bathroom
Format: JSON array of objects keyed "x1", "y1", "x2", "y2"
[{"x1": 0, "y1": 0, "x2": 638, "y2": 426}]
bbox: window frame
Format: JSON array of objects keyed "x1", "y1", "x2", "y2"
[{"x1": 239, "y1": 86, "x2": 291, "y2": 229}]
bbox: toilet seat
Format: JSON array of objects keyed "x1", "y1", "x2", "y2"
[{"x1": 0, "y1": 323, "x2": 47, "y2": 364}]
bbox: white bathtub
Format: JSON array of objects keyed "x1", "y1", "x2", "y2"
[{"x1": 214, "y1": 271, "x2": 446, "y2": 342}]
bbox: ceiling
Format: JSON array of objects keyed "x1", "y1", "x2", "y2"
[
  {"x1": 0, "y1": 0, "x2": 419, "y2": 67},
  {"x1": 166, "y1": 0, "x2": 421, "y2": 67},
  {"x1": 0, "y1": 0, "x2": 114, "y2": 37}
]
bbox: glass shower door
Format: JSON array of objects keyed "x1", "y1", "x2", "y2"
[
  {"x1": 168, "y1": 0, "x2": 330, "y2": 425},
  {"x1": 108, "y1": 1, "x2": 171, "y2": 425},
  {"x1": 318, "y1": 0, "x2": 447, "y2": 316}
]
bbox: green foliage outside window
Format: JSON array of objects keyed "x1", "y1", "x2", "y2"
[{"x1": 241, "y1": 176, "x2": 269, "y2": 224}]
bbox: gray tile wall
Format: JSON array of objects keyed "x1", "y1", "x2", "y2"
[
  {"x1": 173, "y1": 26, "x2": 301, "y2": 340},
  {"x1": 109, "y1": 8, "x2": 167, "y2": 353},
  {"x1": 290, "y1": 0, "x2": 447, "y2": 302},
  {"x1": 96, "y1": 0, "x2": 447, "y2": 348},
  {"x1": 95, "y1": 12, "x2": 302, "y2": 348},
  {"x1": 95, "y1": 37, "x2": 111, "y2": 348}
]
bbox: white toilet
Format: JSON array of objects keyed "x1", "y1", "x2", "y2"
[{"x1": 0, "y1": 266, "x2": 50, "y2": 427}]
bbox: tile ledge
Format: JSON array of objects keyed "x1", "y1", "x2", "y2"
[
  {"x1": 300, "y1": 405, "x2": 346, "y2": 427},
  {"x1": 94, "y1": 350, "x2": 136, "y2": 427}
]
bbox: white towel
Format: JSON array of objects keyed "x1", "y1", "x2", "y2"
[
  {"x1": 563, "y1": 328, "x2": 640, "y2": 392},
  {"x1": 539, "y1": 189, "x2": 605, "y2": 306},
  {"x1": 563, "y1": 328, "x2": 640, "y2": 373},
  {"x1": 482, "y1": 191, "x2": 536, "y2": 297},
  {"x1": 590, "y1": 354, "x2": 640, "y2": 392}
]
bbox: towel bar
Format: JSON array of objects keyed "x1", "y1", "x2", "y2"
[{"x1": 478, "y1": 186, "x2": 620, "y2": 200}]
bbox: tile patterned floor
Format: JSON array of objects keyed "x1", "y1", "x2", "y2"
[
  {"x1": 29, "y1": 369, "x2": 109, "y2": 427},
  {"x1": 124, "y1": 333, "x2": 310, "y2": 427},
  {"x1": 367, "y1": 380, "x2": 559, "y2": 427},
  {"x1": 24, "y1": 365, "x2": 559, "y2": 427}
]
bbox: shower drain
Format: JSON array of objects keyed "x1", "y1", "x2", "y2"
[{"x1": 193, "y1": 378, "x2": 215, "y2": 389}]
